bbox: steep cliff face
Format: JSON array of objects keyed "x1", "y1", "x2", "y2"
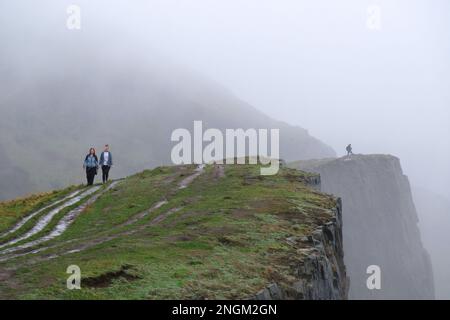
[
  {"x1": 289, "y1": 154, "x2": 434, "y2": 299},
  {"x1": 253, "y1": 198, "x2": 348, "y2": 300}
]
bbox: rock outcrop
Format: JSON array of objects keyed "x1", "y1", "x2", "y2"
[
  {"x1": 253, "y1": 197, "x2": 348, "y2": 300},
  {"x1": 289, "y1": 154, "x2": 435, "y2": 299}
]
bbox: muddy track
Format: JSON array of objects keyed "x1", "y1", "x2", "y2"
[
  {"x1": 0, "y1": 189, "x2": 84, "y2": 240},
  {"x1": 0, "y1": 182, "x2": 118, "y2": 259},
  {"x1": 178, "y1": 164, "x2": 205, "y2": 189},
  {"x1": 3, "y1": 207, "x2": 183, "y2": 265},
  {"x1": 116, "y1": 164, "x2": 205, "y2": 228},
  {"x1": 0, "y1": 187, "x2": 101, "y2": 250},
  {"x1": 0, "y1": 165, "x2": 207, "y2": 264}
]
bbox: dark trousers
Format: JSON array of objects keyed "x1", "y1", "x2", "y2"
[
  {"x1": 102, "y1": 165, "x2": 111, "y2": 183},
  {"x1": 86, "y1": 167, "x2": 97, "y2": 186}
]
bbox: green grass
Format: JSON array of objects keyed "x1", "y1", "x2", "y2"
[
  {"x1": 0, "y1": 185, "x2": 82, "y2": 235},
  {"x1": 0, "y1": 185, "x2": 110, "y2": 250},
  {"x1": 0, "y1": 163, "x2": 337, "y2": 300}
]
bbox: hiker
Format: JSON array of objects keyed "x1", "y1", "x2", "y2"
[
  {"x1": 346, "y1": 144, "x2": 353, "y2": 156},
  {"x1": 99, "y1": 144, "x2": 113, "y2": 184},
  {"x1": 83, "y1": 147, "x2": 99, "y2": 186}
]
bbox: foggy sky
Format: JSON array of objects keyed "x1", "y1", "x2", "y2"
[
  {"x1": 1, "y1": 0, "x2": 449, "y2": 197},
  {"x1": 133, "y1": 0, "x2": 450, "y2": 200}
]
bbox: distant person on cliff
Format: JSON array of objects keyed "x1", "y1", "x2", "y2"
[
  {"x1": 99, "y1": 144, "x2": 113, "y2": 184},
  {"x1": 83, "y1": 148, "x2": 99, "y2": 186},
  {"x1": 346, "y1": 144, "x2": 353, "y2": 156}
]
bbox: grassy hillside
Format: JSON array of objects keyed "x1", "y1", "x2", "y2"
[{"x1": 0, "y1": 164, "x2": 339, "y2": 299}]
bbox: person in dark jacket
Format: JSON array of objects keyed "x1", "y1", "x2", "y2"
[
  {"x1": 99, "y1": 144, "x2": 113, "y2": 184},
  {"x1": 346, "y1": 144, "x2": 353, "y2": 156},
  {"x1": 83, "y1": 148, "x2": 98, "y2": 186}
]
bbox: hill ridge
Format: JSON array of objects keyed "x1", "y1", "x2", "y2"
[{"x1": 0, "y1": 163, "x2": 347, "y2": 299}]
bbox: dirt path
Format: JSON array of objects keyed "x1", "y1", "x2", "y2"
[
  {"x1": 6, "y1": 206, "x2": 184, "y2": 265},
  {"x1": 0, "y1": 187, "x2": 100, "y2": 250},
  {"x1": 0, "y1": 165, "x2": 206, "y2": 264},
  {"x1": 0, "y1": 183, "x2": 117, "y2": 259},
  {"x1": 0, "y1": 189, "x2": 84, "y2": 240},
  {"x1": 178, "y1": 164, "x2": 205, "y2": 189}
]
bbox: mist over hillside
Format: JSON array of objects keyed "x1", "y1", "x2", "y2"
[
  {"x1": 0, "y1": 43, "x2": 334, "y2": 200},
  {"x1": 413, "y1": 187, "x2": 450, "y2": 299}
]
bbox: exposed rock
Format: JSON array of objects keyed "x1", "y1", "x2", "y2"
[
  {"x1": 289, "y1": 154, "x2": 435, "y2": 299},
  {"x1": 252, "y1": 199, "x2": 348, "y2": 300}
]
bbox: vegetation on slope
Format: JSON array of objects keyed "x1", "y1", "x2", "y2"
[
  {"x1": 0, "y1": 164, "x2": 337, "y2": 299},
  {"x1": 0, "y1": 185, "x2": 81, "y2": 235}
]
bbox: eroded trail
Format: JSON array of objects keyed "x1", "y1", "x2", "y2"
[
  {"x1": 0, "y1": 183, "x2": 118, "y2": 261},
  {"x1": 0, "y1": 187, "x2": 101, "y2": 250},
  {"x1": 178, "y1": 164, "x2": 205, "y2": 189},
  {"x1": 0, "y1": 165, "x2": 207, "y2": 264},
  {"x1": 0, "y1": 189, "x2": 83, "y2": 240}
]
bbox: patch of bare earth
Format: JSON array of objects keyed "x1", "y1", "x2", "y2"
[
  {"x1": 82, "y1": 265, "x2": 140, "y2": 288},
  {"x1": 212, "y1": 164, "x2": 225, "y2": 180},
  {"x1": 0, "y1": 267, "x2": 22, "y2": 297}
]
